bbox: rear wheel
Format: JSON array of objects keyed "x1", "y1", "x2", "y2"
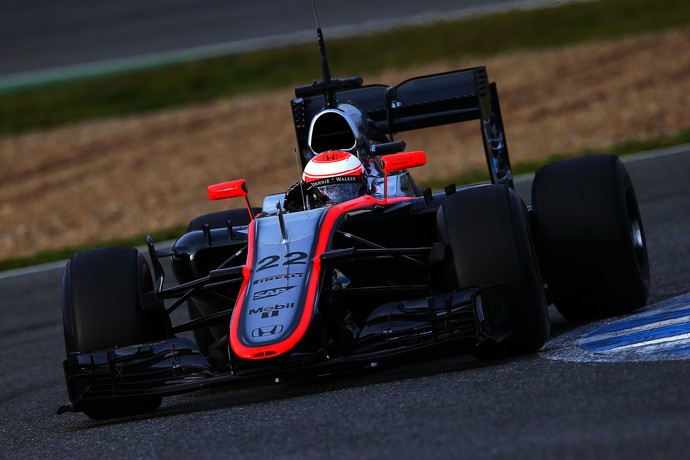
[
  {"x1": 438, "y1": 184, "x2": 550, "y2": 359},
  {"x1": 531, "y1": 154, "x2": 650, "y2": 320},
  {"x1": 62, "y1": 247, "x2": 169, "y2": 419}
]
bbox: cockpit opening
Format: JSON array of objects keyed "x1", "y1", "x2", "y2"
[{"x1": 309, "y1": 111, "x2": 356, "y2": 153}]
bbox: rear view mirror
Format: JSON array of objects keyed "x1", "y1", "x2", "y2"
[
  {"x1": 208, "y1": 179, "x2": 248, "y2": 201},
  {"x1": 207, "y1": 179, "x2": 254, "y2": 221},
  {"x1": 381, "y1": 151, "x2": 426, "y2": 172},
  {"x1": 380, "y1": 151, "x2": 426, "y2": 202}
]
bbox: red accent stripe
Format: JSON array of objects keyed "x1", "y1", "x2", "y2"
[
  {"x1": 228, "y1": 218, "x2": 256, "y2": 358},
  {"x1": 312, "y1": 150, "x2": 350, "y2": 162},
  {"x1": 303, "y1": 164, "x2": 363, "y2": 182},
  {"x1": 229, "y1": 195, "x2": 412, "y2": 360}
]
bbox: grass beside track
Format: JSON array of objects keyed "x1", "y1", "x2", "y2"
[
  {"x1": 2, "y1": 128, "x2": 689, "y2": 272},
  {"x1": 2, "y1": 0, "x2": 690, "y2": 135},
  {"x1": 2, "y1": 0, "x2": 690, "y2": 270}
]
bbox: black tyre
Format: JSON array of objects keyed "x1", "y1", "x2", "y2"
[
  {"x1": 438, "y1": 184, "x2": 550, "y2": 358},
  {"x1": 531, "y1": 154, "x2": 649, "y2": 320},
  {"x1": 62, "y1": 247, "x2": 168, "y2": 419},
  {"x1": 186, "y1": 208, "x2": 257, "y2": 353}
]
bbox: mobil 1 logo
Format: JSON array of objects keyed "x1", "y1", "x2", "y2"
[{"x1": 250, "y1": 303, "x2": 296, "y2": 319}]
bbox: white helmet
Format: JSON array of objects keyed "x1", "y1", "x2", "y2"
[{"x1": 302, "y1": 151, "x2": 365, "y2": 206}]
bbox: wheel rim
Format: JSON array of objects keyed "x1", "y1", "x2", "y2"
[{"x1": 625, "y1": 187, "x2": 649, "y2": 282}]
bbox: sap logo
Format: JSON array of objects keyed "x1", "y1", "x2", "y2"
[
  {"x1": 249, "y1": 303, "x2": 296, "y2": 316},
  {"x1": 253, "y1": 286, "x2": 296, "y2": 301},
  {"x1": 251, "y1": 324, "x2": 284, "y2": 338}
]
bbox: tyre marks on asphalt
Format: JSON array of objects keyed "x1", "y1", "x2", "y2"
[{"x1": 541, "y1": 293, "x2": 690, "y2": 362}]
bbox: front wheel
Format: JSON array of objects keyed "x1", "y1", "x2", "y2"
[
  {"x1": 62, "y1": 247, "x2": 169, "y2": 419},
  {"x1": 438, "y1": 184, "x2": 550, "y2": 359}
]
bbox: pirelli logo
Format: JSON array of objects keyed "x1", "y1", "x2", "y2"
[{"x1": 252, "y1": 273, "x2": 303, "y2": 285}]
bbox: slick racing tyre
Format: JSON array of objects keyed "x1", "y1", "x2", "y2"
[
  {"x1": 531, "y1": 154, "x2": 650, "y2": 320},
  {"x1": 438, "y1": 184, "x2": 550, "y2": 359},
  {"x1": 62, "y1": 247, "x2": 169, "y2": 420}
]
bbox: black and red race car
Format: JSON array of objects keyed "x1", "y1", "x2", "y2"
[{"x1": 58, "y1": 21, "x2": 650, "y2": 420}]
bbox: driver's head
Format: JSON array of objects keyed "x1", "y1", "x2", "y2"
[{"x1": 302, "y1": 151, "x2": 366, "y2": 206}]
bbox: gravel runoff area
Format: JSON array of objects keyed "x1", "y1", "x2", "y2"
[{"x1": 1, "y1": 27, "x2": 689, "y2": 260}]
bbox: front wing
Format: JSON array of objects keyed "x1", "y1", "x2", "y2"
[{"x1": 58, "y1": 285, "x2": 507, "y2": 414}]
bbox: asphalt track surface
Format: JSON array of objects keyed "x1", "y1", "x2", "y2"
[
  {"x1": 1, "y1": 147, "x2": 689, "y2": 459},
  {"x1": 1, "y1": 0, "x2": 570, "y2": 83}
]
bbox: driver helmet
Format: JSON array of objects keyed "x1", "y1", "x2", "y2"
[{"x1": 302, "y1": 151, "x2": 366, "y2": 206}]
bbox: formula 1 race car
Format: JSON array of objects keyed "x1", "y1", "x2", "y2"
[{"x1": 58, "y1": 19, "x2": 650, "y2": 420}]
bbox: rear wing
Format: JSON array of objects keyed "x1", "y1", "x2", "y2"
[{"x1": 291, "y1": 66, "x2": 513, "y2": 187}]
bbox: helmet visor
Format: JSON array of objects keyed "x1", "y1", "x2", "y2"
[{"x1": 314, "y1": 182, "x2": 364, "y2": 205}]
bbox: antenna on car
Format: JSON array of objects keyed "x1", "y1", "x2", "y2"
[
  {"x1": 294, "y1": 1, "x2": 363, "y2": 106},
  {"x1": 311, "y1": 0, "x2": 336, "y2": 107}
]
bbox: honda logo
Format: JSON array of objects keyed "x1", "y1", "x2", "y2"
[{"x1": 251, "y1": 324, "x2": 284, "y2": 338}]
